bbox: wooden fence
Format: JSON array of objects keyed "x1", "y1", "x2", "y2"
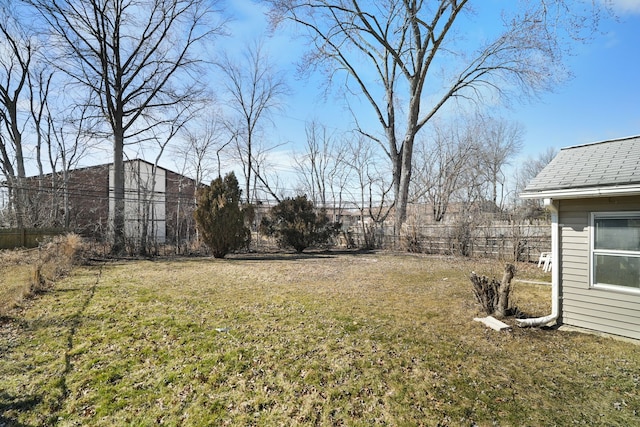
[
  {"x1": 1, "y1": 223, "x2": 551, "y2": 261},
  {"x1": 0, "y1": 228, "x2": 66, "y2": 250},
  {"x1": 346, "y1": 222, "x2": 551, "y2": 262}
]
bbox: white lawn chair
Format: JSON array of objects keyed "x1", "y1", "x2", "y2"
[{"x1": 538, "y1": 252, "x2": 552, "y2": 272}]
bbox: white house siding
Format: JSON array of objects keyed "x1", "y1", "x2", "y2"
[{"x1": 558, "y1": 197, "x2": 640, "y2": 340}]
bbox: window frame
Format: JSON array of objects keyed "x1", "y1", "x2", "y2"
[{"x1": 590, "y1": 211, "x2": 640, "y2": 295}]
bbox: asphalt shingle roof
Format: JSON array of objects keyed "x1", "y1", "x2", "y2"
[{"x1": 523, "y1": 135, "x2": 640, "y2": 193}]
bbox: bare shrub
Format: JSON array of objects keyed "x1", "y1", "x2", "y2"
[
  {"x1": 36, "y1": 233, "x2": 84, "y2": 284},
  {"x1": 401, "y1": 224, "x2": 423, "y2": 253},
  {"x1": 0, "y1": 233, "x2": 84, "y2": 316},
  {"x1": 470, "y1": 263, "x2": 517, "y2": 318}
]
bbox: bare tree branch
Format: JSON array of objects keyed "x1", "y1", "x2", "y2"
[
  {"x1": 28, "y1": 0, "x2": 225, "y2": 253},
  {"x1": 266, "y1": 0, "x2": 604, "y2": 234},
  {"x1": 217, "y1": 40, "x2": 289, "y2": 204}
]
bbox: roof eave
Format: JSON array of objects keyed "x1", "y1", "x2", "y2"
[{"x1": 520, "y1": 184, "x2": 640, "y2": 200}]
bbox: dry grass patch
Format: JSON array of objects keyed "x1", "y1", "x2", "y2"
[
  {"x1": 0, "y1": 264, "x2": 32, "y2": 316},
  {"x1": 0, "y1": 234, "x2": 83, "y2": 318},
  {"x1": 1, "y1": 252, "x2": 638, "y2": 426}
]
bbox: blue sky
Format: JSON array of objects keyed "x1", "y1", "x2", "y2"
[
  {"x1": 512, "y1": 4, "x2": 640, "y2": 158},
  {"x1": 223, "y1": 0, "x2": 640, "y2": 170}
]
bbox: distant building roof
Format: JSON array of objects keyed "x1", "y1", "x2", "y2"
[
  {"x1": 28, "y1": 158, "x2": 199, "y2": 184},
  {"x1": 521, "y1": 135, "x2": 640, "y2": 199}
]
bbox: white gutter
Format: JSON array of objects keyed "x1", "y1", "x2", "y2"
[
  {"x1": 519, "y1": 183, "x2": 640, "y2": 200},
  {"x1": 516, "y1": 198, "x2": 560, "y2": 327}
]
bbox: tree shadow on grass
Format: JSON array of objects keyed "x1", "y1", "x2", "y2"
[
  {"x1": 226, "y1": 248, "x2": 376, "y2": 262},
  {"x1": 0, "y1": 392, "x2": 42, "y2": 427}
]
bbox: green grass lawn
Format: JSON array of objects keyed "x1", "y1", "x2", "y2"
[{"x1": 1, "y1": 252, "x2": 638, "y2": 426}]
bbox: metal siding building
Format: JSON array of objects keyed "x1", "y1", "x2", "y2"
[{"x1": 21, "y1": 159, "x2": 199, "y2": 246}]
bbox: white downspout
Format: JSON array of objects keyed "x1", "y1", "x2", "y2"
[{"x1": 516, "y1": 198, "x2": 560, "y2": 327}]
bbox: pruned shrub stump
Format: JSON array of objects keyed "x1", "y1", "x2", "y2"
[{"x1": 470, "y1": 263, "x2": 516, "y2": 319}]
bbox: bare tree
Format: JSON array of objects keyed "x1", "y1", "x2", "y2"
[
  {"x1": 343, "y1": 135, "x2": 393, "y2": 248},
  {"x1": 267, "y1": 0, "x2": 603, "y2": 234},
  {"x1": 249, "y1": 143, "x2": 288, "y2": 203},
  {"x1": 132, "y1": 103, "x2": 195, "y2": 255},
  {"x1": 475, "y1": 115, "x2": 524, "y2": 210},
  {"x1": 514, "y1": 146, "x2": 557, "y2": 213},
  {"x1": 412, "y1": 120, "x2": 479, "y2": 222},
  {"x1": 48, "y1": 103, "x2": 96, "y2": 229},
  {"x1": 0, "y1": 6, "x2": 53, "y2": 228},
  {"x1": 217, "y1": 40, "x2": 288, "y2": 204},
  {"x1": 294, "y1": 121, "x2": 353, "y2": 220},
  {"x1": 294, "y1": 121, "x2": 331, "y2": 206},
  {"x1": 29, "y1": 0, "x2": 225, "y2": 253},
  {"x1": 517, "y1": 146, "x2": 557, "y2": 193},
  {"x1": 171, "y1": 109, "x2": 229, "y2": 249},
  {"x1": 174, "y1": 109, "x2": 226, "y2": 185},
  {"x1": 326, "y1": 138, "x2": 354, "y2": 222}
]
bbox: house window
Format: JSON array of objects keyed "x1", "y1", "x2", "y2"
[{"x1": 591, "y1": 212, "x2": 640, "y2": 292}]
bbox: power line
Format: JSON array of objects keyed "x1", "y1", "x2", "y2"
[{"x1": 2, "y1": 182, "x2": 199, "y2": 205}]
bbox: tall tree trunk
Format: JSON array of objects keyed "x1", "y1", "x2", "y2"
[
  {"x1": 112, "y1": 131, "x2": 126, "y2": 255},
  {"x1": 246, "y1": 131, "x2": 252, "y2": 204},
  {"x1": 9, "y1": 99, "x2": 27, "y2": 228},
  {"x1": 394, "y1": 133, "x2": 415, "y2": 235}
]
